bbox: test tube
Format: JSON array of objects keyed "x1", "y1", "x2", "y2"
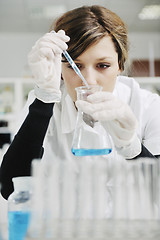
[
  {"x1": 45, "y1": 161, "x2": 61, "y2": 238},
  {"x1": 60, "y1": 160, "x2": 77, "y2": 238},
  {"x1": 92, "y1": 158, "x2": 108, "y2": 238},
  {"x1": 27, "y1": 160, "x2": 45, "y2": 238},
  {"x1": 138, "y1": 157, "x2": 156, "y2": 219}
]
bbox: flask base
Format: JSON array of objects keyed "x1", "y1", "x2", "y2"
[{"x1": 71, "y1": 148, "x2": 112, "y2": 156}]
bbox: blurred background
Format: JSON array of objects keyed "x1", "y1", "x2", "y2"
[{"x1": 0, "y1": 0, "x2": 160, "y2": 78}]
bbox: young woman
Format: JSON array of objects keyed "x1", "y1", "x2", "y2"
[{"x1": 1, "y1": 5, "x2": 160, "y2": 200}]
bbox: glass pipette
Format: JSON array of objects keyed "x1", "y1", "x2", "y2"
[
  {"x1": 51, "y1": 30, "x2": 89, "y2": 88},
  {"x1": 62, "y1": 50, "x2": 89, "y2": 88}
]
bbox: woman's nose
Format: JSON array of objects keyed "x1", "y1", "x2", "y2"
[{"x1": 82, "y1": 69, "x2": 97, "y2": 85}]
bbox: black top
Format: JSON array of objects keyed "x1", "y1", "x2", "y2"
[
  {"x1": 0, "y1": 99, "x2": 54, "y2": 199},
  {"x1": 0, "y1": 99, "x2": 158, "y2": 200}
]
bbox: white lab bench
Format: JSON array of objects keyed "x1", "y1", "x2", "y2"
[{"x1": 1, "y1": 219, "x2": 160, "y2": 239}]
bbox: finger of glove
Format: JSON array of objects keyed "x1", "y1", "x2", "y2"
[
  {"x1": 32, "y1": 34, "x2": 68, "y2": 56},
  {"x1": 43, "y1": 32, "x2": 70, "y2": 49},
  {"x1": 75, "y1": 100, "x2": 122, "y2": 121},
  {"x1": 76, "y1": 98, "x2": 119, "y2": 112},
  {"x1": 38, "y1": 42, "x2": 65, "y2": 56},
  {"x1": 86, "y1": 91, "x2": 133, "y2": 121},
  {"x1": 50, "y1": 29, "x2": 70, "y2": 42},
  {"x1": 38, "y1": 37, "x2": 68, "y2": 52},
  {"x1": 28, "y1": 38, "x2": 66, "y2": 62},
  {"x1": 28, "y1": 31, "x2": 69, "y2": 62},
  {"x1": 87, "y1": 91, "x2": 115, "y2": 103},
  {"x1": 31, "y1": 30, "x2": 69, "y2": 50},
  {"x1": 76, "y1": 99, "x2": 138, "y2": 129},
  {"x1": 87, "y1": 91, "x2": 123, "y2": 111},
  {"x1": 56, "y1": 29, "x2": 70, "y2": 42},
  {"x1": 28, "y1": 45, "x2": 62, "y2": 63},
  {"x1": 42, "y1": 30, "x2": 70, "y2": 42},
  {"x1": 91, "y1": 102, "x2": 137, "y2": 127}
]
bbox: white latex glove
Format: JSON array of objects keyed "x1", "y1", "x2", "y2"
[
  {"x1": 28, "y1": 30, "x2": 70, "y2": 103},
  {"x1": 76, "y1": 91, "x2": 141, "y2": 159}
]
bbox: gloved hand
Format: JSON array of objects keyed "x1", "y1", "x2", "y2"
[
  {"x1": 75, "y1": 91, "x2": 141, "y2": 159},
  {"x1": 28, "y1": 30, "x2": 70, "y2": 103}
]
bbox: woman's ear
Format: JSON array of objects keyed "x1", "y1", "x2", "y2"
[
  {"x1": 118, "y1": 61, "x2": 122, "y2": 74},
  {"x1": 117, "y1": 66, "x2": 121, "y2": 75}
]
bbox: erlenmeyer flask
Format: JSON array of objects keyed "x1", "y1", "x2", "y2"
[{"x1": 71, "y1": 85, "x2": 112, "y2": 156}]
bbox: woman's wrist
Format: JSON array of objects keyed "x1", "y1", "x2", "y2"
[
  {"x1": 34, "y1": 85, "x2": 61, "y2": 103},
  {"x1": 116, "y1": 135, "x2": 142, "y2": 159}
]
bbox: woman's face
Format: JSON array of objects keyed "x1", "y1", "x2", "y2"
[{"x1": 62, "y1": 35, "x2": 121, "y2": 102}]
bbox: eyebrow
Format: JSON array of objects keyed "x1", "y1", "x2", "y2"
[
  {"x1": 96, "y1": 57, "x2": 113, "y2": 60},
  {"x1": 62, "y1": 56, "x2": 113, "y2": 63},
  {"x1": 75, "y1": 57, "x2": 113, "y2": 61}
]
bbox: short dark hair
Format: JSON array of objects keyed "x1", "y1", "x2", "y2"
[{"x1": 50, "y1": 5, "x2": 128, "y2": 70}]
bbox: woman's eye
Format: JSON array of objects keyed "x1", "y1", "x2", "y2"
[
  {"x1": 66, "y1": 64, "x2": 72, "y2": 69},
  {"x1": 67, "y1": 64, "x2": 82, "y2": 69},
  {"x1": 75, "y1": 64, "x2": 82, "y2": 69},
  {"x1": 97, "y1": 63, "x2": 110, "y2": 69}
]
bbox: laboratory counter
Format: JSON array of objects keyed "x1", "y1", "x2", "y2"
[{"x1": 1, "y1": 220, "x2": 160, "y2": 240}]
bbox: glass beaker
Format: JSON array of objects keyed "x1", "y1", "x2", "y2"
[{"x1": 71, "y1": 85, "x2": 112, "y2": 156}]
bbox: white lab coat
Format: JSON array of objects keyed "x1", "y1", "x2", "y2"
[
  {"x1": 14, "y1": 75, "x2": 160, "y2": 218},
  {"x1": 17, "y1": 75, "x2": 160, "y2": 160}
]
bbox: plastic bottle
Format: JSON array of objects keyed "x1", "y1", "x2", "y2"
[
  {"x1": 71, "y1": 85, "x2": 112, "y2": 156},
  {"x1": 8, "y1": 176, "x2": 33, "y2": 240}
]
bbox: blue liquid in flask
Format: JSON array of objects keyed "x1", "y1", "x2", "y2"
[
  {"x1": 8, "y1": 211, "x2": 31, "y2": 240},
  {"x1": 71, "y1": 148, "x2": 112, "y2": 156}
]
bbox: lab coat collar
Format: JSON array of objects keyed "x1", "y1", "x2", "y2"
[
  {"x1": 114, "y1": 76, "x2": 131, "y2": 104},
  {"x1": 61, "y1": 86, "x2": 77, "y2": 134}
]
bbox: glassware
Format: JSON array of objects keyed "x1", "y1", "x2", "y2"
[
  {"x1": 71, "y1": 85, "x2": 112, "y2": 156},
  {"x1": 113, "y1": 157, "x2": 158, "y2": 220},
  {"x1": 28, "y1": 158, "x2": 109, "y2": 239},
  {"x1": 8, "y1": 176, "x2": 32, "y2": 240}
]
